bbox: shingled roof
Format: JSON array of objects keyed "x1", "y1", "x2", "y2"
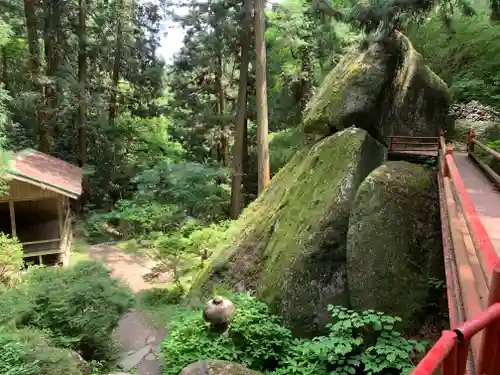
[{"x1": 9, "y1": 149, "x2": 83, "y2": 199}]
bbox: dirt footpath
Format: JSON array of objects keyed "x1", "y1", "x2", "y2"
[{"x1": 89, "y1": 244, "x2": 165, "y2": 375}]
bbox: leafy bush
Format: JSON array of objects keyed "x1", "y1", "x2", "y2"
[
  {"x1": 139, "y1": 287, "x2": 184, "y2": 308},
  {"x1": 0, "y1": 233, "x2": 23, "y2": 288},
  {"x1": 476, "y1": 139, "x2": 500, "y2": 175},
  {"x1": 270, "y1": 306, "x2": 426, "y2": 375},
  {"x1": 161, "y1": 294, "x2": 426, "y2": 375},
  {"x1": 409, "y1": 10, "x2": 500, "y2": 109},
  {"x1": 0, "y1": 327, "x2": 86, "y2": 375},
  {"x1": 0, "y1": 260, "x2": 134, "y2": 361},
  {"x1": 161, "y1": 293, "x2": 293, "y2": 375},
  {"x1": 86, "y1": 161, "x2": 231, "y2": 241}
]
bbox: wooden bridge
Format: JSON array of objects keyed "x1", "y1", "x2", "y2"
[{"x1": 387, "y1": 131, "x2": 500, "y2": 375}]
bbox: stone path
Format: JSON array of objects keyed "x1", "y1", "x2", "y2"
[{"x1": 88, "y1": 244, "x2": 166, "y2": 375}]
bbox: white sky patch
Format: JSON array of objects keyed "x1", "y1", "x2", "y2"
[{"x1": 156, "y1": 0, "x2": 284, "y2": 62}]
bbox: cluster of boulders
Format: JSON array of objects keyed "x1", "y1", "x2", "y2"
[
  {"x1": 450, "y1": 100, "x2": 500, "y2": 122},
  {"x1": 449, "y1": 101, "x2": 500, "y2": 143},
  {"x1": 190, "y1": 27, "x2": 447, "y2": 340}
]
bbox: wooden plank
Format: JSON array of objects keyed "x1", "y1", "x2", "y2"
[
  {"x1": 22, "y1": 249, "x2": 63, "y2": 258},
  {"x1": 21, "y1": 238, "x2": 60, "y2": 245}
]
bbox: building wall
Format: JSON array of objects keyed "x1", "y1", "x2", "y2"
[{"x1": 0, "y1": 179, "x2": 59, "y2": 202}]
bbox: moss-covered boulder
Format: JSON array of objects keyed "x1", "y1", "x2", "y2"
[
  {"x1": 179, "y1": 360, "x2": 260, "y2": 375},
  {"x1": 303, "y1": 32, "x2": 451, "y2": 142},
  {"x1": 346, "y1": 161, "x2": 442, "y2": 328},
  {"x1": 191, "y1": 128, "x2": 386, "y2": 336}
]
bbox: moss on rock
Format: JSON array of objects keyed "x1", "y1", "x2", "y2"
[
  {"x1": 179, "y1": 360, "x2": 260, "y2": 375},
  {"x1": 346, "y1": 161, "x2": 442, "y2": 328},
  {"x1": 303, "y1": 32, "x2": 451, "y2": 142},
  {"x1": 190, "y1": 128, "x2": 386, "y2": 336}
]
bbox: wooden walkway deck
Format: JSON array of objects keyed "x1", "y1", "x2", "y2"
[{"x1": 455, "y1": 152, "x2": 500, "y2": 257}]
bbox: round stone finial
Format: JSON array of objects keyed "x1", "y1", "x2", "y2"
[{"x1": 203, "y1": 296, "x2": 235, "y2": 328}]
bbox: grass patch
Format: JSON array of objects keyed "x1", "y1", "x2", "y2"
[
  {"x1": 69, "y1": 237, "x2": 91, "y2": 266},
  {"x1": 135, "y1": 288, "x2": 190, "y2": 329}
]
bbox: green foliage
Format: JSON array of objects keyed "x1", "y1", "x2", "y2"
[
  {"x1": 161, "y1": 293, "x2": 293, "y2": 375},
  {"x1": 86, "y1": 160, "x2": 231, "y2": 241},
  {"x1": 0, "y1": 234, "x2": 23, "y2": 288},
  {"x1": 0, "y1": 260, "x2": 134, "y2": 361},
  {"x1": 148, "y1": 220, "x2": 230, "y2": 288},
  {"x1": 161, "y1": 294, "x2": 425, "y2": 375},
  {"x1": 410, "y1": 8, "x2": 500, "y2": 109},
  {"x1": 0, "y1": 327, "x2": 86, "y2": 375},
  {"x1": 270, "y1": 306, "x2": 426, "y2": 375},
  {"x1": 139, "y1": 287, "x2": 185, "y2": 308}
]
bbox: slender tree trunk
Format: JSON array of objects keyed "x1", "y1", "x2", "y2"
[
  {"x1": 242, "y1": 115, "x2": 250, "y2": 203},
  {"x1": 24, "y1": 0, "x2": 50, "y2": 153},
  {"x1": 254, "y1": 0, "x2": 270, "y2": 195},
  {"x1": 230, "y1": 0, "x2": 251, "y2": 218},
  {"x1": 215, "y1": 37, "x2": 229, "y2": 166},
  {"x1": 1, "y1": 47, "x2": 9, "y2": 91},
  {"x1": 491, "y1": 0, "x2": 500, "y2": 21},
  {"x1": 78, "y1": 0, "x2": 88, "y2": 209},
  {"x1": 105, "y1": 0, "x2": 123, "y2": 202},
  {"x1": 43, "y1": 0, "x2": 61, "y2": 141},
  {"x1": 109, "y1": 0, "x2": 123, "y2": 128}
]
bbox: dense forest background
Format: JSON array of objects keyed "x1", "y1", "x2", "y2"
[{"x1": 1, "y1": 0, "x2": 500, "y2": 257}]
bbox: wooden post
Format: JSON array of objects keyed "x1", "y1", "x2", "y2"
[
  {"x1": 388, "y1": 136, "x2": 393, "y2": 152},
  {"x1": 467, "y1": 127, "x2": 475, "y2": 154},
  {"x1": 8, "y1": 200, "x2": 17, "y2": 238},
  {"x1": 443, "y1": 144, "x2": 454, "y2": 178},
  {"x1": 56, "y1": 197, "x2": 63, "y2": 241}
]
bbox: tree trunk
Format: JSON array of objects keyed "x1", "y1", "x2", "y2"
[
  {"x1": 230, "y1": 0, "x2": 251, "y2": 218},
  {"x1": 43, "y1": 0, "x2": 62, "y2": 141},
  {"x1": 491, "y1": 0, "x2": 500, "y2": 21},
  {"x1": 254, "y1": 0, "x2": 270, "y2": 195},
  {"x1": 78, "y1": 0, "x2": 88, "y2": 209},
  {"x1": 1, "y1": 47, "x2": 9, "y2": 91},
  {"x1": 215, "y1": 37, "x2": 229, "y2": 166},
  {"x1": 109, "y1": 0, "x2": 123, "y2": 128},
  {"x1": 23, "y1": 0, "x2": 50, "y2": 153}
]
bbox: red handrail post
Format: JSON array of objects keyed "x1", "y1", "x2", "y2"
[
  {"x1": 442, "y1": 343, "x2": 458, "y2": 375},
  {"x1": 443, "y1": 144, "x2": 454, "y2": 177},
  {"x1": 388, "y1": 136, "x2": 393, "y2": 152},
  {"x1": 477, "y1": 263, "x2": 500, "y2": 375},
  {"x1": 467, "y1": 127, "x2": 476, "y2": 154}
]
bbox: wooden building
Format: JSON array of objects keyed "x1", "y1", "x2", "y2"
[{"x1": 0, "y1": 149, "x2": 83, "y2": 266}]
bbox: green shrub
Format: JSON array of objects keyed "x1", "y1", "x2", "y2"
[
  {"x1": 139, "y1": 287, "x2": 184, "y2": 307},
  {"x1": 161, "y1": 293, "x2": 293, "y2": 375},
  {"x1": 0, "y1": 233, "x2": 23, "y2": 288},
  {"x1": 409, "y1": 10, "x2": 500, "y2": 109},
  {"x1": 269, "y1": 306, "x2": 426, "y2": 375},
  {"x1": 161, "y1": 294, "x2": 426, "y2": 375},
  {"x1": 0, "y1": 260, "x2": 134, "y2": 361},
  {"x1": 0, "y1": 327, "x2": 86, "y2": 375}
]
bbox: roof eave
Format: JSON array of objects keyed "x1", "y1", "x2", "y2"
[{"x1": 10, "y1": 174, "x2": 81, "y2": 200}]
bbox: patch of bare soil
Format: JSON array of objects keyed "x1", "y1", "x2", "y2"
[{"x1": 89, "y1": 243, "x2": 168, "y2": 375}]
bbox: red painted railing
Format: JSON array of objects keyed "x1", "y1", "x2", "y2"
[
  {"x1": 387, "y1": 135, "x2": 440, "y2": 153},
  {"x1": 411, "y1": 267, "x2": 500, "y2": 375},
  {"x1": 467, "y1": 128, "x2": 500, "y2": 187},
  {"x1": 410, "y1": 130, "x2": 500, "y2": 375}
]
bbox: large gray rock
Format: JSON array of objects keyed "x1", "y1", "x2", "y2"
[
  {"x1": 346, "y1": 161, "x2": 442, "y2": 328},
  {"x1": 191, "y1": 128, "x2": 386, "y2": 336},
  {"x1": 179, "y1": 360, "x2": 260, "y2": 375},
  {"x1": 303, "y1": 32, "x2": 451, "y2": 143}
]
